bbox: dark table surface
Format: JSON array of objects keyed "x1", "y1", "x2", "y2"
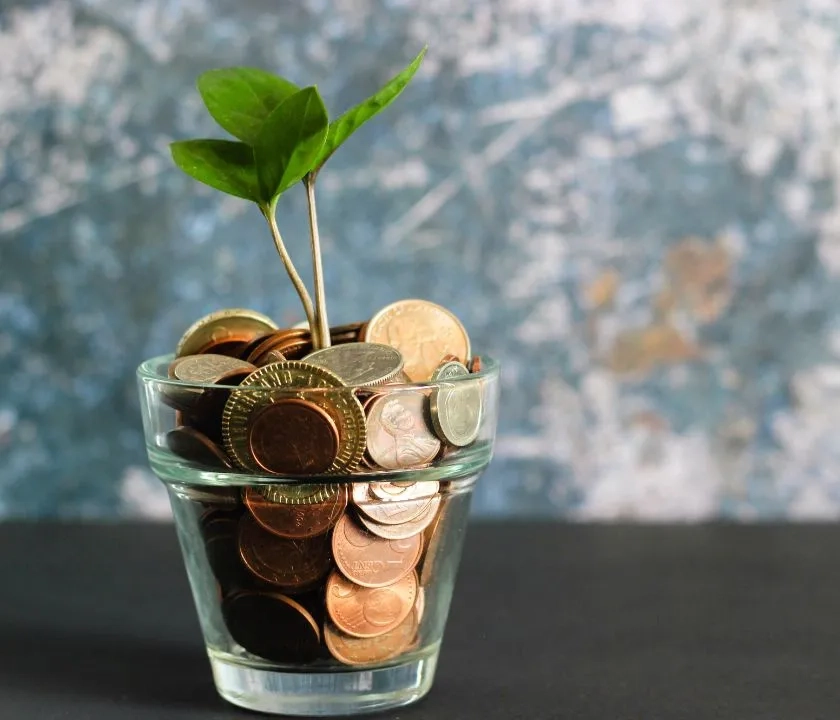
[{"x1": 1, "y1": 522, "x2": 839, "y2": 719}]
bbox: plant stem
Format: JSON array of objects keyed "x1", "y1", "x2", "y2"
[
  {"x1": 261, "y1": 199, "x2": 317, "y2": 342},
  {"x1": 304, "y1": 175, "x2": 330, "y2": 349}
]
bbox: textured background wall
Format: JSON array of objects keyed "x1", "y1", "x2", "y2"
[{"x1": 2, "y1": 0, "x2": 840, "y2": 520}]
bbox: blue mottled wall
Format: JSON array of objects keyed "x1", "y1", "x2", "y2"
[{"x1": 2, "y1": 0, "x2": 840, "y2": 520}]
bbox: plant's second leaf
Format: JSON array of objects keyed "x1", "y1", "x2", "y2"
[
  {"x1": 311, "y1": 47, "x2": 426, "y2": 172},
  {"x1": 254, "y1": 86, "x2": 329, "y2": 200},
  {"x1": 197, "y1": 67, "x2": 300, "y2": 143},
  {"x1": 170, "y1": 139, "x2": 259, "y2": 201}
]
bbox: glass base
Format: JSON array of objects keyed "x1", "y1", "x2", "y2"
[{"x1": 209, "y1": 647, "x2": 439, "y2": 716}]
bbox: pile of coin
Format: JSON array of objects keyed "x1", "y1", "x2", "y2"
[
  {"x1": 163, "y1": 299, "x2": 485, "y2": 476},
  {"x1": 200, "y1": 478, "x2": 450, "y2": 665}
]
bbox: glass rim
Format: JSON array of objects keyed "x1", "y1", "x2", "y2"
[{"x1": 137, "y1": 353, "x2": 500, "y2": 392}]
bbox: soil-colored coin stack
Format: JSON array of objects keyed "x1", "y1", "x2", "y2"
[{"x1": 164, "y1": 299, "x2": 482, "y2": 665}]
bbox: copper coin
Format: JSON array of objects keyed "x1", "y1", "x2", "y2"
[
  {"x1": 363, "y1": 300, "x2": 471, "y2": 381},
  {"x1": 324, "y1": 611, "x2": 418, "y2": 666},
  {"x1": 166, "y1": 426, "x2": 232, "y2": 469},
  {"x1": 365, "y1": 391, "x2": 441, "y2": 470},
  {"x1": 325, "y1": 570, "x2": 417, "y2": 638},
  {"x1": 414, "y1": 587, "x2": 426, "y2": 625},
  {"x1": 357, "y1": 495, "x2": 442, "y2": 541},
  {"x1": 469, "y1": 356, "x2": 482, "y2": 374},
  {"x1": 238, "y1": 514, "x2": 332, "y2": 591},
  {"x1": 352, "y1": 482, "x2": 432, "y2": 525},
  {"x1": 332, "y1": 514, "x2": 422, "y2": 588},
  {"x1": 247, "y1": 398, "x2": 340, "y2": 475},
  {"x1": 244, "y1": 485, "x2": 348, "y2": 538},
  {"x1": 246, "y1": 330, "x2": 307, "y2": 365},
  {"x1": 419, "y1": 499, "x2": 448, "y2": 587},
  {"x1": 236, "y1": 332, "x2": 275, "y2": 361},
  {"x1": 176, "y1": 308, "x2": 278, "y2": 358},
  {"x1": 222, "y1": 590, "x2": 321, "y2": 662}
]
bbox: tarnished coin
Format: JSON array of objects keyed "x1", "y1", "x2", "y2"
[
  {"x1": 332, "y1": 514, "x2": 422, "y2": 588},
  {"x1": 176, "y1": 308, "x2": 278, "y2": 358},
  {"x1": 369, "y1": 481, "x2": 439, "y2": 503},
  {"x1": 222, "y1": 362, "x2": 366, "y2": 475},
  {"x1": 247, "y1": 398, "x2": 340, "y2": 475},
  {"x1": 168, "y1": 354, "x2": 257, "y2": 385},
  {"x1": 166, "y1": 426, "x2": 232, "y2": 469},
  {"x1": 366, "y1": 391, "x2": 441, "y2": 470},
  {"x1": 222, "y1": 590, "x2": 321, "y2": 662},
  {"x1": 256, "y1": 483, "x2": 338, "y2": 505},
  {"x1": 243, "y1": 485, "x2": 347, "y2": 539},
  {"x1": 326, "y1": 570, "x2": 417, "y2": 638},
  {"x1": 429, "y1": 361, "x2": 482, "y2": 447},
  {"x1": 324, "y1": 611, "x2": 418, "y2": 666},
  {"x1": 363, "y1": 299, "x2": 470, "y2": 381},
  {"x1": 238, "y1": 514, "x2": 332, "y2": 591},
  {"x1": 358, "y1": 495, "x2": 442, "y2": 541},
  {"x1": 352, "y1": 482, "x2": 432, "y2": 525},
  {"x1": 304, "y1": 343, "x2": 404, "y2": 387}
]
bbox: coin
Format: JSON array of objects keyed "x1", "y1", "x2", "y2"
[
  {"x1": 429, "y1": 361, "x2": 482, "y2": 447},
  {"x1": 222, "y1": 362, "x2": 366, "y2": 475},
  {"x1": 243, "y1": 484, "x2": 347, "y2": 538},
  {"x1": 222, "y1": 590, "x2": 321, "y2": 662},
  {"x1": 324, "y1": 611, "x2": 417, "y2": 666},
  {"x1": 469, "y1": 356, "x2": 482, "y2": 374},
  {"x1": 369, "y1": 481, "x2": 440, "y2": 503},
  {"x1": 202, "y1": 510, "x2": 252, "y2": 593},
  {"x1": 363, "y1": 300, "x2": 470, "y2": 381},
  {"x1": 357, "y1": 495, "x2": 441, "y2": 541},
  {"x1": 166, "y1": 426, "x2": 232, "y2": 469},
  {"x1": 256, "y1": 483, "x2": 338, "y2": 505},
  {"x1": 176, "y1": 308, "x2": 278, "y2": 358},
  {"x1": 247, "y1": 398, "x2": 340, "y2": 475},
  {"x1": 419, "y1": 499, "x2": 447, "y2": 587},
  {"x1": 238, "y1": 514, "x2": 332, "y2": 591},
  {"x1": 304, "y1": 343, "x2": 404, "y2": 387},
  {"x1": 332, "y1": 514, "x2": 422, "y2": 588},
  {"x1": 414, "y1": 587, "x2": 426, "y2": 624},
  {"x1": 352, "y1": 482, "x2": 433, "y2": 525},
  {"x1": 168, "y1": 354, "x2": 257, "y2": 385},
  {"x1": 325, "y1": 570, "x2": 417, "y2": 638},
  {"x1": 365, "y1": 391, "x2": 441, "y2": 470}
]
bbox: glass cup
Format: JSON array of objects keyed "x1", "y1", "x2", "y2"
[{"x1": 137, "y1": 355, "x2": 499, "y2": 716}]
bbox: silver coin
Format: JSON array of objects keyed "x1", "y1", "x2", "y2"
[
  {"x1": 357, "y1": 496, "x2": 441, "y2": 540},
  {"x1": 369, "y1": 481, "x2": 439, "y2": 502},
  {"x1": 352, "y1": 482, "x2": 430, "y2": 525},
  {"x1": 429, "y1": 361, "x2": 482, "y2": 447},
  {"x1": 365, "y1": 391, "x2": 441, "y2": 470},
  {"x1": 303, "y1": 343, "x2": 404, "y2": 387}
]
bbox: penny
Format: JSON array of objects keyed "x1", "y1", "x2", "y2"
[
  {"x1": 363, "y1": 299, "x2": 470, "y2": 381},
  {"x1": 429, "y1": 361, "x2": 482, "y2": 447},
  {"x1": 324, "y1": 611, "x2": 417, "y2": 666},
  {"x1": 166, "y1": 426, "x2": 232, "y2": 469},
  {"x1": 243, "y1": 484, "x2": 347, "y2": 538},
  {"x1": 369, "y1": 481, "x2": 439, "y2": 503},
  {"x1": 222, "y1": 362, "x2": 366, "y2": 475},
  {"x1": 358, "y1": 495, "x2": 442, "y2": 541},
  {"x1": 414, "y1": 587, "x2": 426, "y2": 625},
  {"x1": 255, "y1": 483, "x2": 338, "y2": 505},
  {"x1": 332, "y1": 514, "x2": 422, "y2": 588},
  {"x1": 238, "y1": 514, "x2": 332, "y2": 591},
  {"x1": 176, "y1": 308, "x2": 278, "y2": 358},
  {"x1": 352, "y1": 482, "x2": 432, "y2": 525},
  {"x1": 419, "y1": 499, "x2": 448, "y2": 587},
  {"x1": 304, "y1": 343, "x2": 404, "y2": 387},
  {"x1": 469, "y1": 356, "x2": 482, "y2": 374},
  {"x1": 201, "y1": 510, "x2": 252, "y2": 593},
  {"x1": 245, "y1": 329, "x2": 308, "y2": 365},
  {"x1": 247, "y1": 398, "x2": 340, "y2": 475},
  {"x1": 222, "y1": 590, "x2": 321, "y2": 663},
  {"x1": 365, "y1": 391, "x2": 441, "y2": 470},
  {"x1": 326, "y1": 570, "x2": 417, "y2": 638}
]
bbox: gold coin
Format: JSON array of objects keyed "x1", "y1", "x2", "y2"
[
  {"x1": 324, "y1": 611, "x2": 418, "y2": 666},
  {"x1": 221, "y1": 361, "x2": 366, "y2": 475},
  {"x1": 254, "y1": 483, "x2": 338, "y2": 505},
  {"x1": 326, "y1": 570, "x2": 417, "y2": 638},
  {"x1": 176, "y1": 308, "x2": 278, "y2": 358},
  {"x1": 362, "y1": 299, "x2": 470, "y2": 381}
]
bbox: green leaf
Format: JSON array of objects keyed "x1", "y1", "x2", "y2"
[
  {"x1": 311, "y1": 47, "x2": 426, "y2": 173},
  {"x1": 254, "y1": 86, "x2": 329, "y2": 200},
  {"x1": 170, "y1": 139, "x2": 259, "y2": 201},
  {"x1": 197, "y1": 67, "x2": 300, "y2": 144}
]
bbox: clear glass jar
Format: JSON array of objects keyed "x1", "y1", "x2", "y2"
[{"x1": 137, "y1": 355, "x2": 499, "y2": 716}]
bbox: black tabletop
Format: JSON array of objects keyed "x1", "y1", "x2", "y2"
[{"x1": 1, "y1": 522, "x2": 839, "y2": 719}]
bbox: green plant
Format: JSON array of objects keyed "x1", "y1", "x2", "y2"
[{"x1": 170, "y1": 48, "x2": 426, "y2": 349}]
